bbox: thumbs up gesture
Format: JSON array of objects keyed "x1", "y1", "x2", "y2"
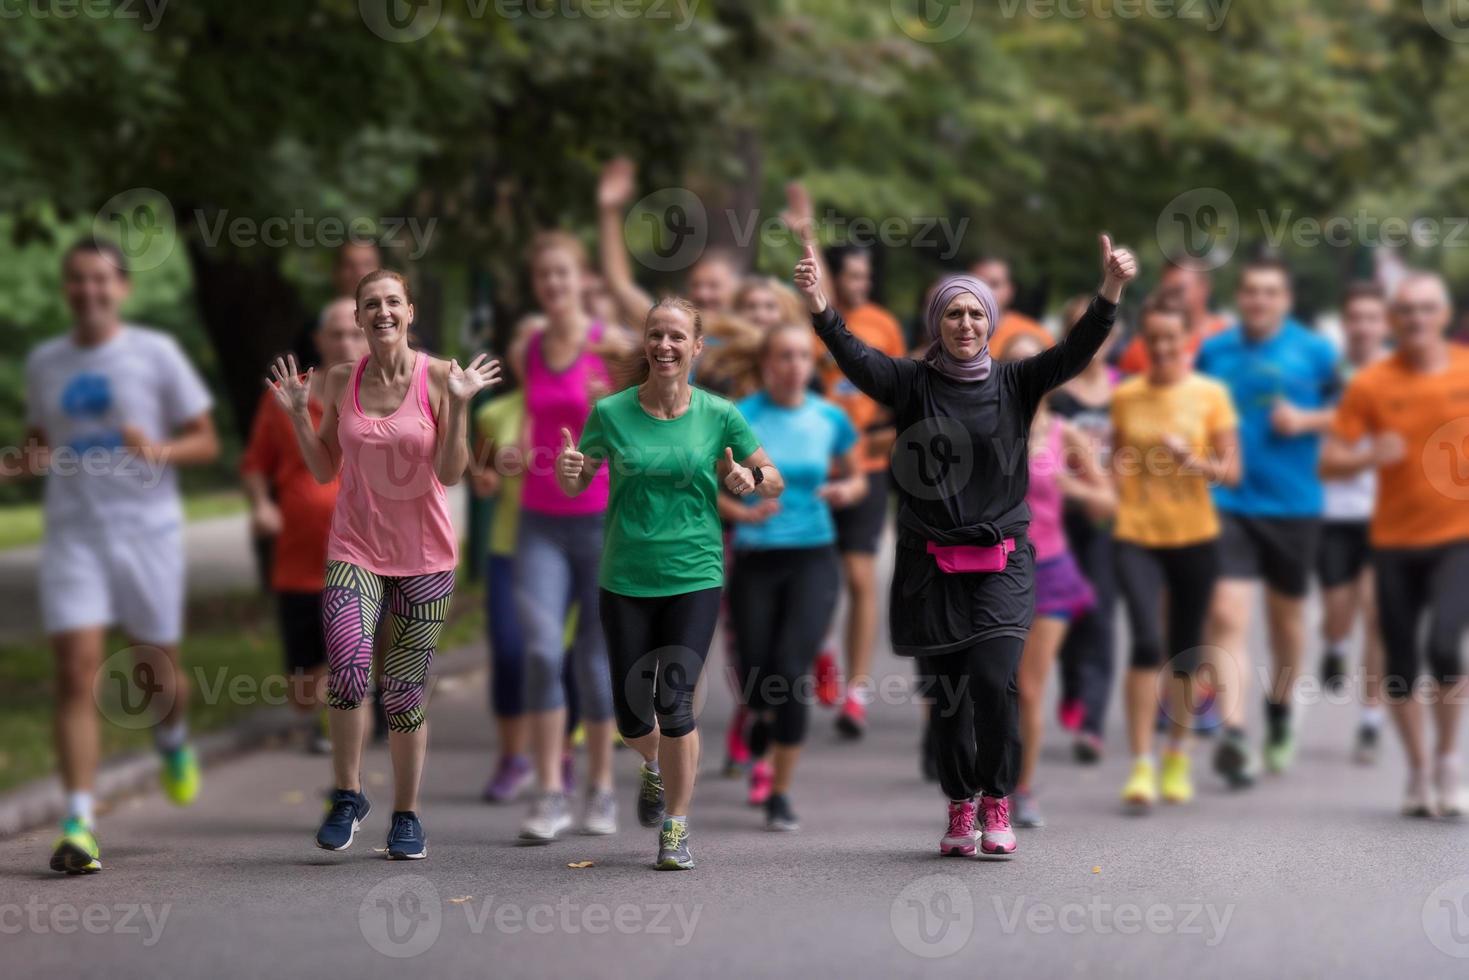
[
  {"x1": 792, "y1": 224, "x2": 828, "y2": 315},
  {"x1": 723, "y1": 446, "x2": 757, "y2": 495},
  {"x1": 1099, "y1": 233, "x2": 1139, "y2": 303},
  {"x1": 556, "y1": 427, "x2": 586, "y2": 489}
]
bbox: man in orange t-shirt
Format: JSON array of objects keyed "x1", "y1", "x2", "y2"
[
  {"x1": 1321, "y1": 272, "x2": 1469, "y2": 818},
  {"x1": 1118, "y1": 263, "x2": 1227, "y2": 375},
  {"x1": 816, "y1": 246, "x2": 906, "y2": 736},
  {"x1": 243, "y1": 298, "x2": 367, "y2": 725},
  {"x1": 973, "y1": 256, "x2": 1054, "y2": 357}
]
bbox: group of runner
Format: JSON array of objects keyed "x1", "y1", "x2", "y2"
[{"x1": 18, "y1": 170, "x2": 1469, "y2": 873}]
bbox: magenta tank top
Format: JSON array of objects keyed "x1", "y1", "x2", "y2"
[
  {"x1": 521, "y1": 324, "x2": 610, "y2": 515},
  {"x1": 327, "y1": 351, "x2": 458, "y2": 576},
  {"x1": 1027, "y1": 418, "x2": 1067, "y2": 562}
]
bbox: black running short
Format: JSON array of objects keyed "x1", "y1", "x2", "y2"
[
  {"x1": 1218, "y1": 513, "x2": 1319, "y2": 598},
  {"x1": 1317, "y1": 520, "x2": 1371, "y2": 590},
  {"x1": 833, "y1": 470, "x2": 890, "y2": 555},
  {"x1": 277, "y1": 590, "x2": 327, "y2": 673}
]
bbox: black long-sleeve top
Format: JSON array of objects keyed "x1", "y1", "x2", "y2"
[{"x1": 813, "y1": 296, "x2": 1118, "y2": 656}]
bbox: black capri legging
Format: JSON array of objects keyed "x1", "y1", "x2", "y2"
[
  {"x1": 1114, "y1": 539, "x2": 1220, "y2": 672},
  {"x1": 1373, "y1": 542, "x2": 1469, "y2": 699},
  {"x1": 728, "y1": 547, "x2": 841, "y2": 748},
  {"x1": 600, "y1": 587, "x2": 722, "y2": 740}
]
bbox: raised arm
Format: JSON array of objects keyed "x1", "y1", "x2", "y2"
[
  {"x1": 435, "y1": 354, "x2": 502, "y2": 487},
  {"x1": 795, "y1": 235, "x2": 912, "y2": 407},
  {"x1": 598, "y1": 158, "x2": 656, "y2": 333},
  {"x1": 1015, "y1": 235, "x2": 1135, "y2": 402},
  {"x1": 269, "y1": 355, "x2": 343, "y2": 485}
]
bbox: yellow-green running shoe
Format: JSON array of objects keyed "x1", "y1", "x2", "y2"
[
  {"x1": 160, "y1": 746, "x2": 201, "y2": 806},
  {"x1": 50, "y1": 817, "x2": 101, "y2": 874},
  {"x1": 655, "y1": 818, "x2": 694, "y2": 871}
]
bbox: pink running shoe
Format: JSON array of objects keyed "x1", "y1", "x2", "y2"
[
  {"x1": 814, "y1": 651, "x2": 840, "y2": 707},
  {"x1": 724, "y1": 705, "x2": 751, "y2": 777},
  {"x1": 979, "y1": 795, "x2": 1017, "y2": 856},
  {"x1": 1057, "y1": 698, "x2": 1084, "y2": 733},
  {"x1": 940, "y1": 799, "x2": 978, "y2": 857},
  {"x1": 748, "y1": 759, "x2": 774, "y2": 807}
]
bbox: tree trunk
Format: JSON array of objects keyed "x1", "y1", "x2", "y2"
[{"x1": 185, "y1": 238, "x2": 307, "y2": 439}]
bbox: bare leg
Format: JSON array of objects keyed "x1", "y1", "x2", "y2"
[
  {"x1": 584, "y1": 719, "x2": 615, "y2": 793},
  {"x1": 53, "y1": 629, "x2": 105, "y2": 795},
  {"x1": 528, "y1": 707, "x2": 567, "y2": 793},
  {"x1": 660, "y1": 730, "x2": 701, "y2": 816},
  {"x1": 840, "y1": 553, "x2": 878, "y2": 695},
  {"x1": 1017, "y1": 617, "x2": 1068, "y2": 791},
  {"x1": 1125, "y1": 669, "x2": 1157, "y2": 758},
  {"x1": 1264, "y1": 589, "x2": 1307, "y2": 708},
  {"x1": 329, "y1": 705, "x2": 369, "y2": 792},
  {"x1": 771, "y1": 743, "x2": 800, "y2": 795},
  {"x1": 497, "y1": 715, "x2": 528, "y2": 758},
  {"x1": 1206, "y1": 580, "x2": 1255, "y2": 729},
  {"x1": 389, "y1": 724, "x2": 429, "y2": 812}
]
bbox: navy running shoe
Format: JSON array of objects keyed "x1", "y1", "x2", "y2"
[
  {"x1": 316, "y1": 789, "x2": 370, "y2": 851},
  {"x1": 386, "y1": 810, "x2": 427, "y2": 860}
]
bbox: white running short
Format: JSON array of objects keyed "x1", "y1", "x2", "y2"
[{"x1": 39, "y1": 524, "x2": 185, "y2": 645}]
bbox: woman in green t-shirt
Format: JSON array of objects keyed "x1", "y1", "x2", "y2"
[{"x1": 556, "y1": 296, "x2": 784, "y2": 871}]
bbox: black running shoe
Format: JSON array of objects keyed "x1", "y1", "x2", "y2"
[
  {"x1": 1213, "y1": 730, "x2": 1257, "y2": 789},
  {"x1": 765, "y1": 793, "x2": 800, "y2": 832},
  {"x1": 1321, "y1": 652, "x2": 1348, "y2": 695}
]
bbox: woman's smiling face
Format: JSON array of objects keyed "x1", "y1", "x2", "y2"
[{"x1": 644, "y1": 306, "x2": 703, "y2": 378}]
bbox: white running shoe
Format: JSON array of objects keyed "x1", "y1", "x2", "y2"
[{"x1": 1403, "y1": 770, "x2": 1433, "y2": 818}]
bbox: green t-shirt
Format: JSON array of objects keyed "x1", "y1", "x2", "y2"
[
  {"x1": 579, "y1": 386, "x2": 761, "y2": 597},
  {"x1": 474, "y1": 392, "x2": 525, "y2": 557}
]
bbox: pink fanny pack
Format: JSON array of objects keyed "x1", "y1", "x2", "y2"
[{"x1": 926, "y1": 539, "x2": 1016, "y2": 574}]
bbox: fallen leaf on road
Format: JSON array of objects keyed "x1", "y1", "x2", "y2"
[
  {"x1": 448, "y1": 896, "x2": 473, "y2": 904},
  {"x1": 1091, "y1": 867, "x2": 1101, "y2": 874},
  {"x1": 567, "y1": 861, "x2": 595, "y2": 869},
  {"x1": 373, "y1": 847, "x2": 388, "y2": 853},
  {"x1": 281, "y1": 791, "x2": 305, "y2": 804}
]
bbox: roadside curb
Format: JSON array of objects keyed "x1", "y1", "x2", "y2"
[{"x1": 0, "y1": 649, "x2": 484, "y2": 839}]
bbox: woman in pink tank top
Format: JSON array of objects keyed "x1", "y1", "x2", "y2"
[
  {"x1": 514, "y1": 232, "x2": 627, "y2": 843},
  {"x1": 268, "y1": 269, "x2": 500, "y2": 859},
  {"x1": 997, "y1": 333, "x2": 1115, "y2": 830}
]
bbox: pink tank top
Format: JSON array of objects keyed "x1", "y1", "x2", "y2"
[
  {"x1": 327, "y1": 351, "x2": 458, "y2": 576},
  {"x1": 1027, "y1": 419, "x2": 1067, "y2": 562},
  {"x1": 521, "y1": 324, "x2": 610, "y2": 515}
]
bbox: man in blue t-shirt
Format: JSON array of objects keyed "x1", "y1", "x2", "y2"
[{"x1": 1196, "y1": 257, "x2": 1339, "y2": 788}]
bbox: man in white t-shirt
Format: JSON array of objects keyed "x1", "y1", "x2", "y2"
[
  {"x1": 1317, "y1": 282, "x2": 1391, "y2": 765},
  {"x1": 10, "y1": 239, "x2": 219, "y2": 874}
]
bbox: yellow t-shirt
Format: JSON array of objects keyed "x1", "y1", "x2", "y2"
[
  {"x1": 474, "y1": 392, "x2": 526, "y2": 557},
  {"x1": 1111, "y1": 373, "x2": 1239, "y2": 548}
]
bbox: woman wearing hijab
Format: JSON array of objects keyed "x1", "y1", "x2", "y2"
[{"x1": 794, "y1": 233, "x2": 1136, "y2": 857}]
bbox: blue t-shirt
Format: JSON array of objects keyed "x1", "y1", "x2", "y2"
[
  {"x1": 732, "y1": 391, "x2": 857, "y2": 550},
  {"x1": 1196, "y1": 320, "x2": 1339, "y2": 517}
]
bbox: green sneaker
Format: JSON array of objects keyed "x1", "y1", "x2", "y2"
[
  {"x1": 1264, "y1": 728, "x2": 1297, "y2": 774},
  {"x1": 655, "y1": 818, "x2": 694, "y2": 871},
  {"x1": 160, "y1": 745, "x2": 201, "y2": 806},
  {"x1": 50, "y1": 817, "x2": 101, "y2": 874}
]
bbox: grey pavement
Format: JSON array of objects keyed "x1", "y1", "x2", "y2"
[{"x1": 2, "y1": 551, "x2": 1467, "y2": 979}]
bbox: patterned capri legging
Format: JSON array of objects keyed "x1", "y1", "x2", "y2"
[{"x1": 322, "y1": 560, "x2": 456, "y2": 733}]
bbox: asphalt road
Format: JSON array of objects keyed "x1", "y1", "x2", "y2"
[{"x1": 2, "y1": 564, "x2": 1468, "y2": 979}]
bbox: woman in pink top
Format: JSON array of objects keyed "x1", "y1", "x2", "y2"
[
  {"x1": 997, "y1": 332, "x2": 1114, "y2": 831},
  {"x1": 514, "y1": 232, "x2": 628, "y2": 844},
  {"x1": 269, "y1": 269, "x2": 500, "y2": 860}
]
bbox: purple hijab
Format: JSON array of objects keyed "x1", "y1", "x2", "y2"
[{"x1": 923, "y1": 274, "x2": 1001, "y2": 383}]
